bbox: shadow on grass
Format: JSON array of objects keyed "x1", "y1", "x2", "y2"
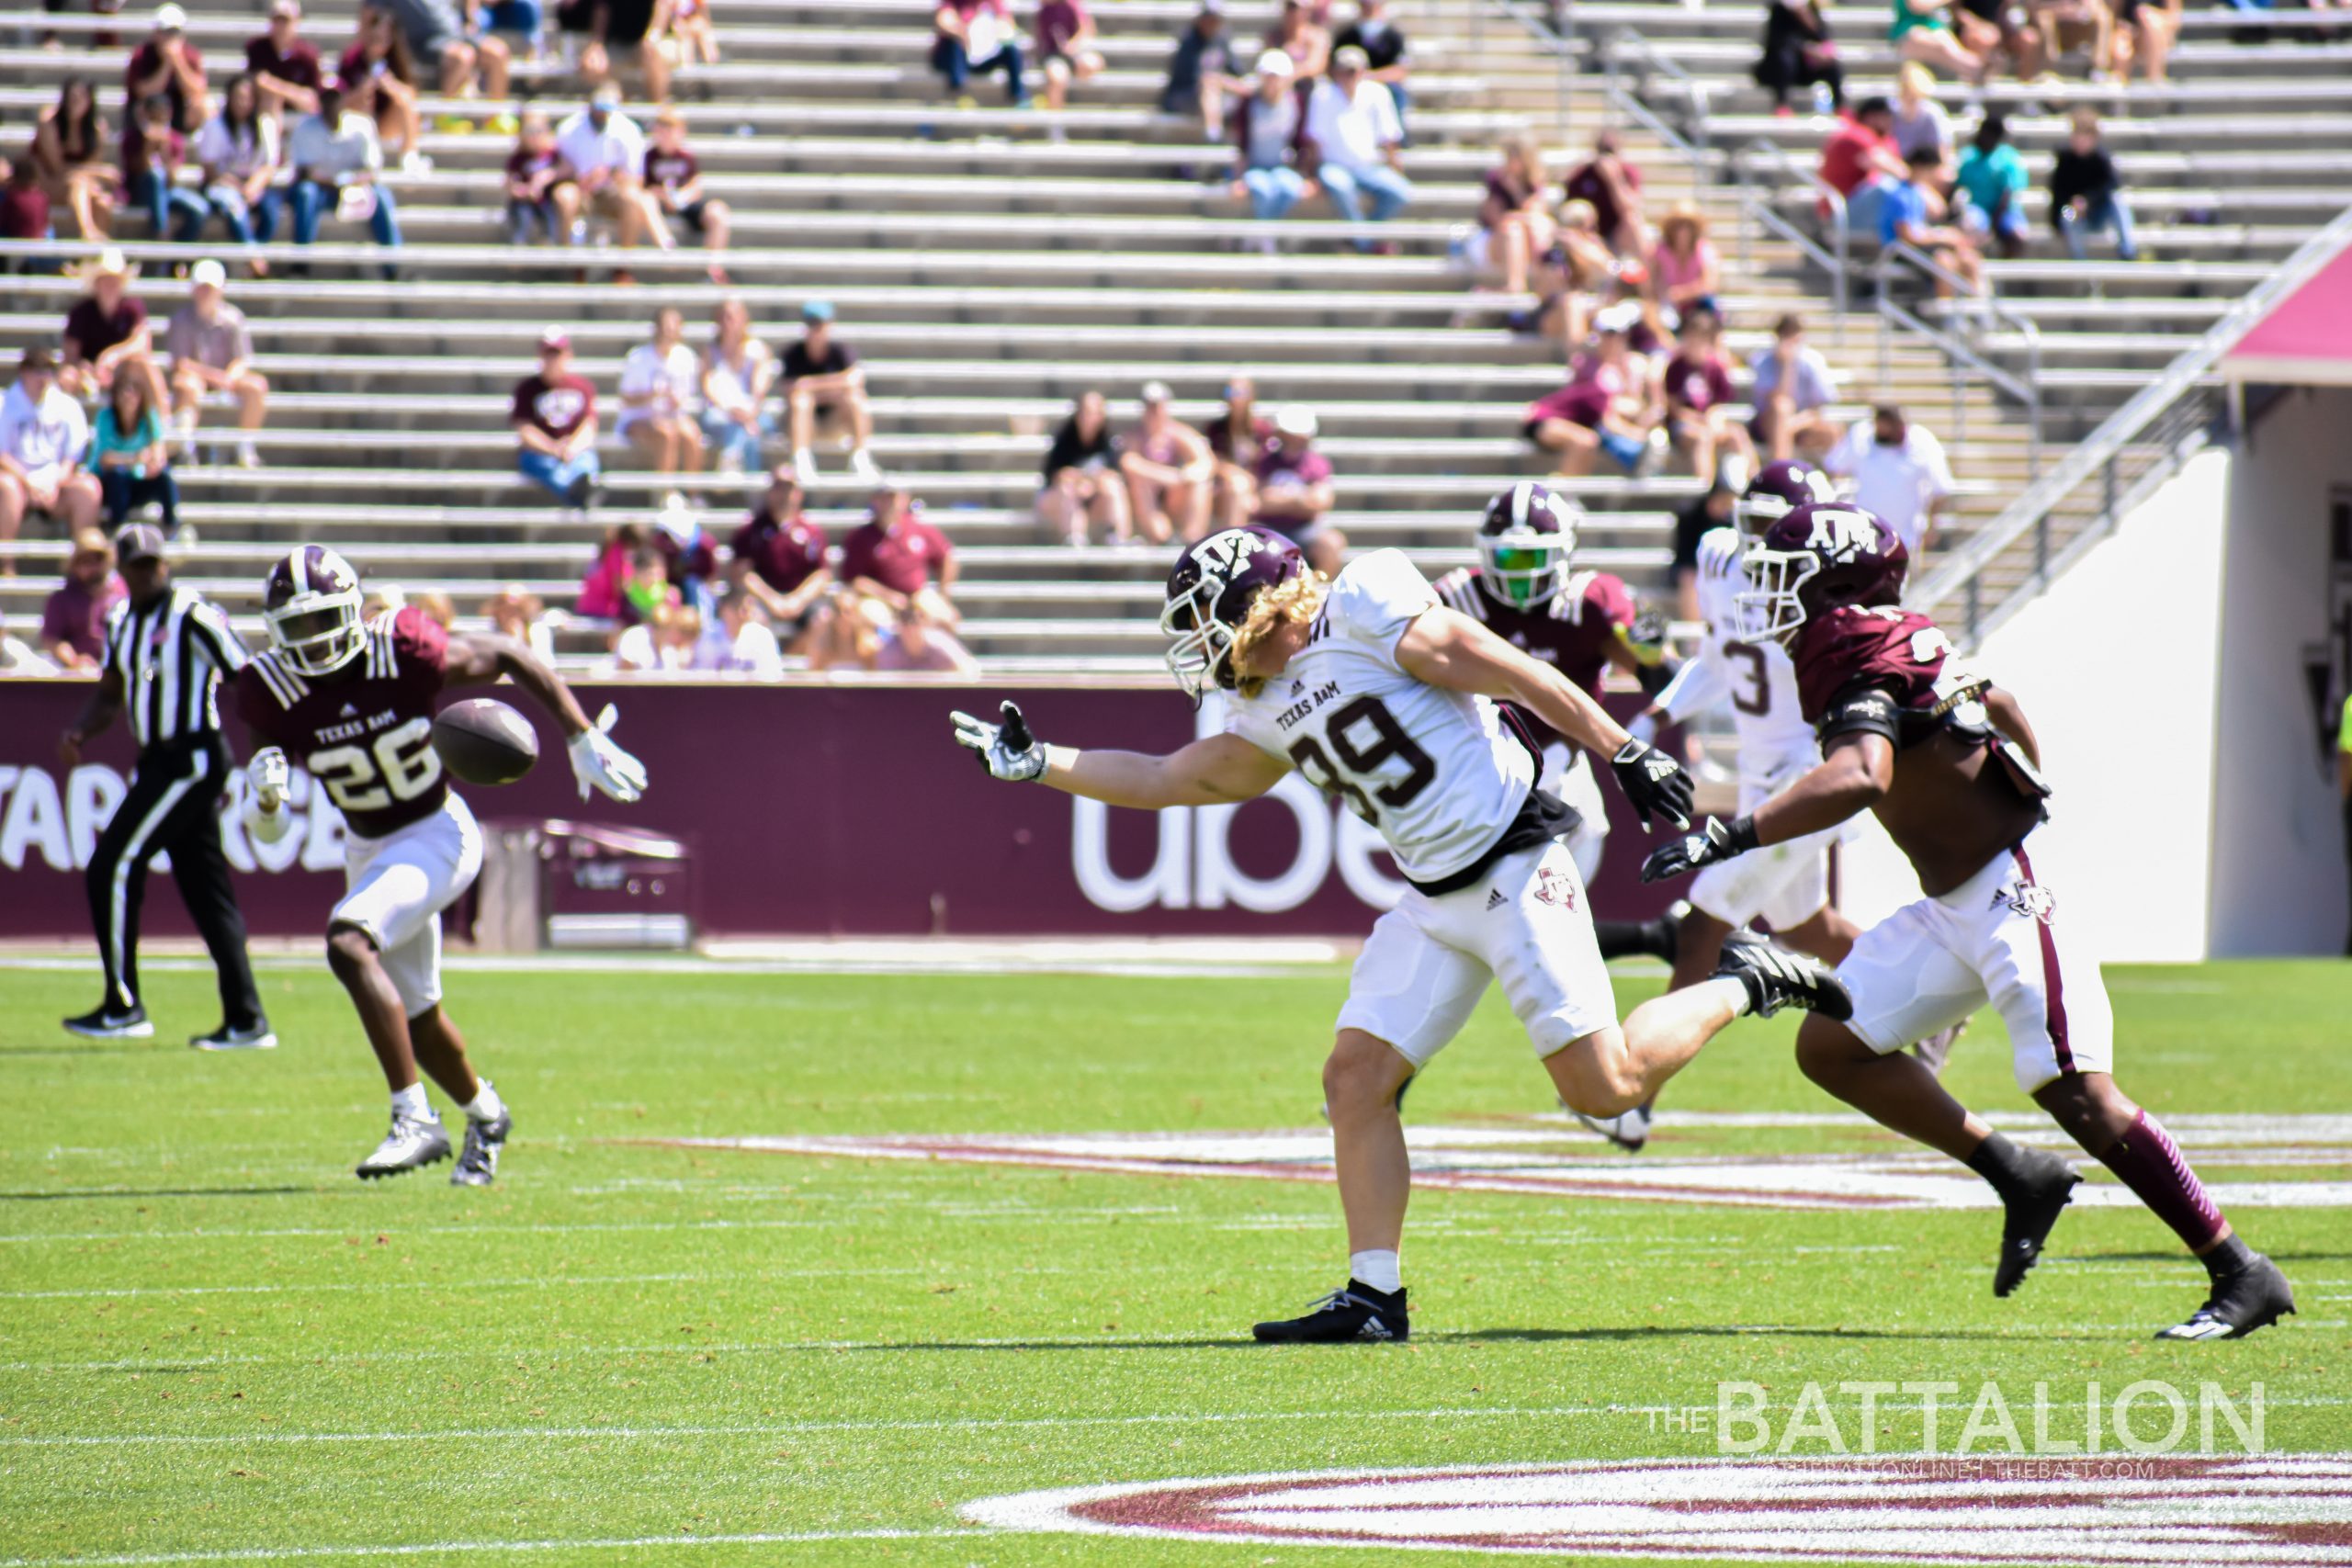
[
  {"x1": 0, "y1": 1043, "x2": 173, "y2": 1057},
  {"x1": 822, "y1": 1324, "x2": 2026, "y2": 1354},
  {"x1": 0, "y1": 1187, "x2": 313, "y2": 1202},
  {"x1": 2069, "y1": 1249, "x2": 2352, "y2": 1265}
]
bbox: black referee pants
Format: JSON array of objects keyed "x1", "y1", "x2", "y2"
[{"x1": 86, "y1": 740, "x2": 265, "y2": 1029}]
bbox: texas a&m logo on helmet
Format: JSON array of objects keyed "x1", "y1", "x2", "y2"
[
  {"x1": 1735, "y1": 459, "x2": 1839, "y2": 537},
  {"x1": 1735, "y1": 502, "x2": 1909, "y2": 644},
  {"x1": 1159, "y1": 526, "x2": 1305, "y2": 698}
]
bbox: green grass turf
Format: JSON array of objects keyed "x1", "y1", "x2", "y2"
[{"x1": 2, "y1": 957, "x2": 2348, "y2": 1566}]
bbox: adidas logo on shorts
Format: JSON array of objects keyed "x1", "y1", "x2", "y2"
[{"x1": 1486, "y1": 888, "x2": 1507, "y2": 910}]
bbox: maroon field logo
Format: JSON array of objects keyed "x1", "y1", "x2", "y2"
[{"x1": 962, "y1": 1456, "x2": 2352, "y2": 1563}]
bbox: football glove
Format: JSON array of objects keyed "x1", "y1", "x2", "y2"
[
  {"x1": 1610, "y1": 739, "x2": 1695, "y2": 833},
  {"x1": 951, "y1": 700, "x2": 1048, "y2": 783},
  {"x1": 569, "y1": 705, "x2": 649, "y2": 804},
  {"x1": 246, "y1": 747, "x2": 290, "y2": 811},
  {"x1": 1640, "y1": 815, "x2": 1759, "y2": 883}
]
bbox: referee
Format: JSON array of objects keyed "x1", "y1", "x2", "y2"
[{"x1": 56, "y1": 524, "x2": 274, "y2": 1050}]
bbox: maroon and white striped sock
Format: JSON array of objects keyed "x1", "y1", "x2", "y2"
[{"x1": 2096, "y1": 1109, "x2": 2227, "y2": 1257}]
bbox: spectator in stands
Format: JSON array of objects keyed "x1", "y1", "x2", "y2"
[
  {"x1": 128, "y1": 3, "x2": 211, "y2": 135},
  {"x1": 190, "y1": 75, "x2": 283, "y2": 265},
  {"x1": 1889, "y1": 62, "x2": 1952, "y2": 174},
  {"x1": 612, "y1": 598, "x2": 697, "y2": 671},
  {"x1": 874, "y1": 596, "x2": 980, "y2": 673},
  {"x1": 1304, "y1": 47, "x2": 1410, "y2": 246},
  {"x1": 729, "y1": 468, "x2": 832, "y2": 652},
  {"x1": 1889, "y1": 0, "x2": 1984, "y2": 85},
  {"x1": 1747, "y1": 312, "x2": 1841, "y2": 461},
  {"x1": 1250, "y1": 404, "x2": 1342, "y2": 575},
  {"x1": 650, "y1": 489, "x2": 720, "y2": 612},
  {"x1": 555, "y1": 85, "x2": 665, "y2": 275},
  {"x1": 62, "y1": 249, "x2": 165, "y2": 413},
  {"x1": 2032, "y1": 0, "x2": 2110, "y2": 81},
  {"x1": 1662, "y1": 309, "x2": 1753, "y2": 483},
  {"x1": 576, "y1": 519, "x2": 650, "y2": 619},
  {"x1": 569, "y1": 0, "x2": 673, "y2": 107},
  {"x1": 512, "y1": 327, "x2": 601, "y2": 508},
  {"x1": 1563, "y1": 130, "x2": 1645, "y2": 257},
  {"x1": 1263, "y1": 0, "x2": 1330, "y2": 82},
  {"x1": 782, "y1": 300, "x2": 881, "y2": 487},
  {"x1": 1477, "y1": 134, "x2": 1554, "y2": 297},
  {"x1": 483, "y1": 585, "x2": 555, "y2": 662},
  {"x1": 0, "y1": 351, "x2": 103, "y2": 571},
  {"x1": 1034, "y1": 0, "x2": 1105, "y2": 115},
  {"x1": 30, "y1": 78, "x2": 116, "y2": 243},
  {"x1": 1331, "y1": 0, "x2": 1409, "y2": 122},
  {"x1": 1954, "y1": 110, "x2": 2029, "y2": 259},
  {"x1": 645, "y1": 110, "x2": 731, "y2": 285},
  {"x1": 617, "y1": 307, "x2": 705, "y2": 477},
  {"x1": 931, "y1": 0, "x2": 1030, "y2": 108},
  {"x1": 2051, "y1": 107, "x2": 2138, "y2": 261},
  {"x1": 288, "y1": 82, "x2": 404, "y2": 270},
  {"x1": 1824, "y1": 400, "x2": 1953, "y2": 554},
  {"x1": 1649, "y1": 200, "x2": 1721, "y2": 320},
  {"x1": 2109, "y1": 0, "x2": 2177, "y2": 87},
  {"x1": 165, "y1": 259, "x2": 268, "y2": 470},
  {"x1": 338, "y1": 6, "x2": 424, "y2": 168},
  {"x1": 0, "y1": 612, "x2": 58, "y2": 674},
  {"x1": 1229, "y1": 52, "x2": 1309, "y2": 237},
  {"x1": 91, "y1": 374, "x2": 177, "y2": 532},
  {"x1": 1161, "y1": 0, "x2": 1241, "y2": 137},
  {"x1": 1531, "y1": 197, "x2": 1616, "y2": 346},
  {"x1": 377, "y1": 0, "x2": 512, "y2": 106},
  {"x1": 1523, "y1": 306, "x2": 1662, "y2": 479},
  {"x1": 1204, "y1": 376, "x2": 1272, "y2": 531},
  {"x1": 842, "y1": 484, "x2": 959, "y2": 635},
  {"x1": 1818, "y1": 96, "x2": 1906, "y2": 231},
  {"x1": 247, "y1": 0, "x2": 325, "y2": 122},
  {"x1": 694, "y1": 587, "x2": 786, "y2": 677},
  {"x1": 124, "y1": 93, "x2": 206, "y2": 243},
  {"x1": 1954, "y1": 0, "x2": 2046, "y2": 80},
  {"x1": 662, "y1": 0, "x2": 720, "y2": 70},
  {"x1": 699, "y1": 298, "x2": 776, "y2": 476},
  {"x1": 1882, "y1": 148, "x2": 1984, "y2": 294},
  {"x1": 1120, "y1": 380, "x2": 1215, "y2": 545},
  {"x1": 40, "y1": 528, "x2": 123, "y2": 670},
  {"x1": 504, "y1": 112, "x2": 573, "y2": 245},
  {"x1": 1671, "y1": 469, "x2": 1738, "y2": 622},
  {"x1": 1039, "y1": 389, "x2": 1132, "y2": 547},
  {"x1": 1754, "y1": 0, "x2": 1842, "y2": 116},
  {"x1": 0, "y1": 158, "x2": 51, "y2": 253}
]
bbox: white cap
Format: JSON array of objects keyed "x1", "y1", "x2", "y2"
[
  {"x1": 153, "y1": 2, "x2": 187, "y2": 28},
  {"x1": 1273, "y1": 404, "x2": 1317, "y2": 439},
  {"x1": 1254, "y1": 48, "x2": 1295, "y2": 78},
  {"x1": 1595, "y1": 300, "x2": 1644, "y2": 335},
  {"x1": 1140, "y1": 379, "x2": 1173, "y2": 404},
  {"x1": 188, "y1": 257, "x2": 227, "y2": 290}
]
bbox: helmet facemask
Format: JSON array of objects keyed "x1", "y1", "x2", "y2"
[
  {"x1": 1734, "y1": 543, "x2": 1820, "y2": 646},
  {"x1": 1159, "y1": 581, "x2": 1239, "y2": 700},
  {"x1": 266, "y1": 590, "x2": 366, "y2": 675},
  {"x1": 1477, "y1": 527, "x2": 1574, "y2": 609}
]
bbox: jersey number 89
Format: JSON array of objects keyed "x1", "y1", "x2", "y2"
[
  {"x1": 1286, "y1": 695, "x2": 1437, "y2": 823},
  {"x1": 307, "y1": 716, "x2": 442, "y2": 813}
]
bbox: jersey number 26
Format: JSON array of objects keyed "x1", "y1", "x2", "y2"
[
  {"x1": 1286, "y1": 695, "x2": 1437, "y2": 823},
  {"x1": 307, "y1": 716, "x2": 442, "y2": 814}
]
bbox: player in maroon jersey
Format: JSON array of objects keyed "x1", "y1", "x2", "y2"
[
  {"x1": 1642, "y1": 502, "x2": 2295, "y2": 1339},
  {"x1": 237, "y1": 546, "x2": 649, "y2": 1184}
]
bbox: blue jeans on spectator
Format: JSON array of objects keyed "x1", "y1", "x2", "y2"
[
  {"x1": 195, "y1": 182, "x2": 286, "y2": 246},
  {"x1": 698, "y1": 407, "x2": 774, "y2": 473},
  {"x1": 506, "y1": 196, "x2": 562, "y2": 244},
  {"x1": 517, "y1": 446, "x2": 601, "y2": 504},
  {"x1": 2056, "y1": 194, "x2": 2138, "y2": 261},
  {"x1": 290, "y1": 178, "x2": 402, "y2": 253},
  {"x1": 1317, "y1": 162, "x2": 1411, "y2": 248},
  {"x1": 134, "y1": 170, "x2": 207, "y2": 242},
  {"x1": 99, "y1": 468, "x2": 178, "y2": 530},
  {"x1": 931, "y1": 35, "x2": 1029, "y2": 104},
  {"x1": 1242, "y1": 166, "x2": 1307, "y2": 221}
]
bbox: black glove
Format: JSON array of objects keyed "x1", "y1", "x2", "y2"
[
  {"x1": 1610, "y1": 739, "x2": 1695, "y2": 833},
  {"x1": 1640, "y1": 815, "x2": 1758, "y2": 883},
  {"x1": 950, "y1": 700, "x2": 1049, "y2": 782}
]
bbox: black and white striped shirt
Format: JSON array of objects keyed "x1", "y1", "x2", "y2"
[{"x1": 102, "y1": 586, "x2": 249, "y2": 750}]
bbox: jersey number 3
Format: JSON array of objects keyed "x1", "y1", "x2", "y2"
[
  {"x1": 1286, "y1": 695, "x2": 1437, "y2": 822},
  {"x1": 1725, "y1": 642, "x2": 1772, "y2": 717},
  {"x1": 308, "y1": 716, "x2": 442, "y2": 814}
]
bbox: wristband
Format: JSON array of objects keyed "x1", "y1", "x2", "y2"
[{"x1": 1720, "y1": 814, "x2": 1761, "y2": 855}]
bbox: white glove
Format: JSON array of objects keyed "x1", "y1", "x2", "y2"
[
  {"x1": 950, "y1": 701, "x2": 1048, "y2": 783},
  {"x1": 568, "y1": 705, "x2": 648, "y2": 803},
  {"x1": 248, "y1": 747, "x2": 290, "y2": 810}
]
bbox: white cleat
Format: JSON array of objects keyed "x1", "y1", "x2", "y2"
[
  {"x1": 1574, "y1": 1104, "x2": 1652, "y2": 1153},
  {"x1": 356, "y1": 1111, "x2": 452, "y2": 1179}
]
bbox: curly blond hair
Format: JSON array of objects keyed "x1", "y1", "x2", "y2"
[{"x1": 1227, "y1": 570, "x2": 1330, "y2": 698}]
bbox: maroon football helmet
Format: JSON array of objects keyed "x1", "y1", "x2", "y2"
[
  {"x1": 1736, "y1": 502, "x2": 1908, "y2": 644},
  {"x1": 262, "y1": 544, "x2": 367, "y2": 675},
  {"x1": 1734, "y1": 459, "x2": 1839, "y2": 536},
  {"x1": 1159, "y1": 525, "x2": 1306, "y2": 697},
  {"x1": 1476, "y1": 479, "x2": 1582, "y2": 609}
]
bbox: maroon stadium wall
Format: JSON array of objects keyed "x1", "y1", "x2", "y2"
[{"x1": 0, "y1": 678, "x2": 1672, "y2": 939}]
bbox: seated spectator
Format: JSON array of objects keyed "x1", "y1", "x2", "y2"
[
  {"x1": 783, "y1": 301, "x2": 881, "y2": 487},
  {"x1": 1824, "y1": 400, "x2": 1952, "y2": 554},
  {"x1": 29, "y1": 78, "x2": 116, "y2": 243},
  {"x1": 127, "y1": 3, "x2": 212, "y2": 135},
  {"x1": 874, "y1": 596, "x2": 979, "y2": 674},
  {"x1": 1262, "y1": 0, "x2": 1329, "y2": 82},
  {"x1": 662, "y1": 0, "x2": 721, "y2": 69},
  {"x1": 1747, "y1": 312, "x2": 1842, "y2": 461},
  {"x1": 1119, "y1": 381, "x2": 1215, "y2": 545},
  {"x1": 1331, "y1": 0, "x2": 1409, "y2": 121},
  {"x1": 1650, "y1": 200, "x2": 1720, "y2": 320},
  {"x1": 576, "y1": 520, "x2": 650, "y2": 618},
  {"x1": 62, "y1": 250, "x2": 165, "y2": 412},
  {"x1": 1670, "y1": 470, "x2": 1738, "y2": 623},
  {"x1": 165, "y1": 259, "x2": 269, "y2": 470},
  {"x1": 1889, "y1": 0, "x2": 1985, "y2": 85},
  {"x1": 1522, "y1": 307, "x2": 1662, "y2": 478},
  {"x1": 1661, "y1": 310, "x2": 1754, "y2": 483},
  {"x1": 1229, "y1": 52, "x2": 1309, "y2": 237},
  {"x1": 1304, "y1": 47, "x2": 1410, "y2": 246},
  {"x1": 1954, "y1": 111, "x2": 2029, "y2": 259},
  {"x1": 1818, "y1": 96, "x2": 1907, "y2": 236},
  {"x1": 92, "y1": 374, "x2": 177, "y2": 532},
  {"x1": 482, "y1": 585, "x2": 555, "y2": 662},
  {"x1": 2, "y1": 611, "x2": 61, "y2": 673},
  {"x1": 504, "y1": 112, "x2": 574, "y2": 245},
  {"x1": 1563, "y1": 130, "x2": 1645, "y2": 256},
  {"x1": 1161, "y1": 1, "x2": 1241, "y2": 137},
  {"x1": 2050, "y1": 107, "x2": 2138, "y2": 261},
  {"x1": 1953, "y1": 0, "x2": 2046, "y2": 79},
  {"x1": 567, "y1": 0, "x2": 673, "y2": 107},
  {"x1": 555, "y1": 86, "x2": 667, "y2": 276},
  {"x1": 377, "y1": 0, "x2": 512, "y2": 107},
  {"x1": 1754, "y1": 0, "x2": 1843, "y2": 116},
  {"x1": 2109, "y1": 0, "x2": 2177, "y2": 86},
  {"x1": 694, "y1": 588, "x2": 786, "y2": 677},
  {"x1": 1531, "y1": 197, "x2": 1616, "y2": 346},
  {"x1": 2031, "y1": 0, "x2": 2111, "y2": 78},
  {"x1": 0, "y1": 158, "x2": 51, "y2": 251},
  {"x1": 337, "y1": 6, "x2": 424, "y2": 167},
  {"x1": 1476, "y1": 134, "x2": 1554, "y2": 297},
  {"x1": 0, "y1": 351, "x2": 103, "y2": 570},
  {"x1": 40, "y1": 527, "x2": 124, "y2": 670},
  {"x1": 699, "y1": 298, "x2": 776, "y2": 476},
  {"x1": 287, "y1": 83, "x2": 403, "y2": 270},
  {"x1": 841, "y1": 485, "x2": 958, "y2": 638},
  {"x1": 1889, "y1": 62, "x2": 1952, "y2": 173},
  {"x1": 1204, "y1": 377, "x2": 1271, "y2": 531},
  {"x1": 645, "y1": 108, "x2": 732, "y2": 285},
  {"x1": 649, "y1": 490, "x2": 720, "y2": 613},
  {"x1": 412, "y1": 590, "x2": 455, "y2": 630},
  {"x1": 612, "y1": 599, "x2": 698, "y2": 671},
  {"x1": 512, "y1": 327, "x2": 601, "y2": 508},
  {"x1": 190, "y1": 75, "x2": 284, "y2": 265},
  {"x1": 246, "y1": 0, "x2": 326, "y2": 123},
  {"x1": 932, "y1": 0, "x2": 1030, "y2": 108},
  {"x1": 123, "y1": 93, "x2": 206, "y2": 243},
  {"x1": 1035, "y1": 0, "x2": 1105, "y2": 115},
  {"x1": 1881, "y1": 148, "x2": 1984, "y2": 294},
  {"x1": 617, "y1": 308, "x2": 705, "y2": 477},
  {"x1": 1250, "y1": 405, "x2": 1343, "y2": 575},
  {"x1": 729, "y1": 468, "x2": 833, "y2": 653},
  {"x1": 1039, "y1": 389, "x2": 1131, "y2": 547}
]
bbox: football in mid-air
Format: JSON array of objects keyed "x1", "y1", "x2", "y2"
[{"x1": 432, "y1": 698, "x2": 539, "y2": 785}]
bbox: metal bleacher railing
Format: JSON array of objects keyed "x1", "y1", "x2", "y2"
[
  {"x1": 1914, "y1": 201, "x2": 2352, "y2": 647},
  {"x1": 1871, "y1": 240, "x2": 2041, "y2": 479}
]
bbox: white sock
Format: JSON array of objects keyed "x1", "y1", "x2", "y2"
[
  {"x1": 1701, "y1": 974, "x2": 1753, "y2": 1019},
  {"x1": 1350, "y1": 1249, "x2": 1402, "y2": 1295},
  {"x1": 461, "y1": 1080, "x2": 505, "y2": 1124},
  {"x1": 390, "y1": 1082, "x2": 430, "y2": 1120}
]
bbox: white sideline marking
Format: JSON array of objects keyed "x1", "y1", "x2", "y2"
[{"x1": 0, "y1": 1528, "x2": 980, "y2": 1567}]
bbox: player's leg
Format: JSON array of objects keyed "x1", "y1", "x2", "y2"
[
  {"x1": 404, "y1": 998, "x2": 512, "y2": 1187},
  {"x1": 1548, "y1": 747, "x2": 1672, "y2": 963}
]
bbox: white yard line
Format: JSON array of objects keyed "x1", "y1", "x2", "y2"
[{"x1": 0, "y1": 1528, "x2": 982, "y2": 1568}]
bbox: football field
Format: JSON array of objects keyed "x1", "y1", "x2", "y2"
[{"x1": 4, "y1": 954, "x2": 2350, "y2": 1567}]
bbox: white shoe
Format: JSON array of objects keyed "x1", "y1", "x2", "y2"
[
  {"x1": 235, "y1": 441, "x2": 262, "y2": 469},
  {"x1": 792, "y1": 447, "x2": 819, "y2": 487},
  {"x1": 848, "y1": 447, "x2": 882, "y2": 483},
  {"x1": 356, "y1": 1111, "x2": 452, "y2": 1179},
  {"x1": 1574, "y1": 1103, "x2": 1652, "y2": 1153},
  {"x1": 401, "y1": 149, "x2": 433, "y2": 175}
]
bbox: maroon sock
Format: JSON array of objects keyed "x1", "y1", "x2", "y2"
[{"x1": 2096, "y1": 1109, "x2": 2225, "y2": 1255}]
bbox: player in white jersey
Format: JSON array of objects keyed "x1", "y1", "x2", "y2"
[{"x1": 951, "y1": 526, "x2": 1853, "y2": 1342}]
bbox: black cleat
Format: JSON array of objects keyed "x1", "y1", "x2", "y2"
[
  {"x1": 1715, "y1": 936, "x2": 1852, "y2": 1021},
  {"x1": 356, "y1": 1111, "x2": 452, "y2": 1179},
  {"x1": 1656, "y1": 899, "x2": 1690, "y2": 965},
  {"x1": 451, "y1": 1111, "x2": 512, "y2": 1187},
  {"x1": 64, "y1": 1004, "x2": 153, "y2": 1040},
  {"x1": 1993, "y1": 1149, "x2": 2082, "y2": 1297},
  {"x1": 2158, "y1": 1253, "x2": 2296, "y2": 1341},
  {"x1": 1253, "y1": 1282, "x2": 1409, "y2": 1343},
  {"x1": 190, "y1": 1020, "x2": 277, "y2": 1052}
]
